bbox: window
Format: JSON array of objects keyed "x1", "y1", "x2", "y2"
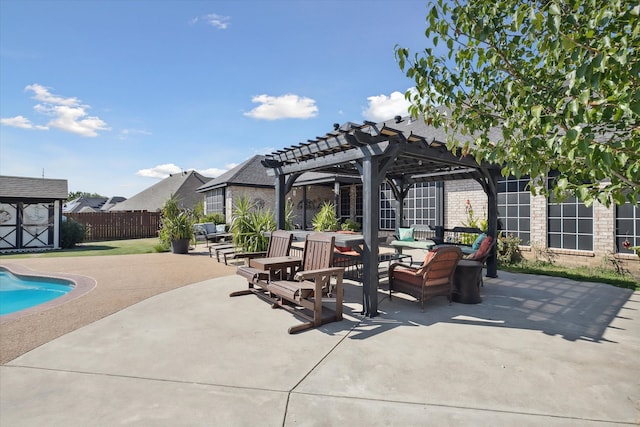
[
  {"x1": 379, "y1": 183, "x2": 396, "y2": 230},
  {"x1": 548, "y1": 192, "x2": 593, "y2": 251},
  {"x1": 339, "y1": 187, "x2": 350, "y2": 222},
  {"x1": 379, "y1": 182, "x2": 440, "y2": 230},
  {"x1": 497, "y1": 176, "x2": 531, "y2": 244},
  {"x1": 355, "y1": 186, "x2": 363, "y2": 226},
  {"x1": 616, "y1": 196, "x2": 640, "y2": 254},
  {"x1": 205, "y1": 188, "x2": 225, "y2": 215},
  {"x1": 405, "y1": 182, "x2": 438, "y2": 226}
]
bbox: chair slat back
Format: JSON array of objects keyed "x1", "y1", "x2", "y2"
[
  {"x1": 267, "y1": 230, "x2": 293, "y2": 258},
  {"x1": 424, "y1": 246, "x2": 462, "y2": 282},
  {"x1": 301, "y1": 233, "x2": 335, "y2": 271}
]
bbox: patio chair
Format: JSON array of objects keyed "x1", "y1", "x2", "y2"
[
  {"x1": 267, "y1": 233, "x2": 345, "y2": 334},
  {"x1": 230, "y1": 230, "x2": 294, "y2": 297},
  {"x1": 388, "y1": 245, "x2": 462, "y2": 309}
]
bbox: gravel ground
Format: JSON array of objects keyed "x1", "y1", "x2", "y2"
[{"x1": 0, "y1": 247, "x2": 237, "y2": 364}]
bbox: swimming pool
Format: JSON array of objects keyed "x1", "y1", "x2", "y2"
[{"x1": 0, "y1": 268, "x2": 74, "y2": 315}]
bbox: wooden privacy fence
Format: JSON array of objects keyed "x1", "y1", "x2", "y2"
[{"x1": 65, "y1": 212, "x2": 161, "y2": 241}]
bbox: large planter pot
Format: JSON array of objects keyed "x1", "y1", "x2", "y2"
[{"x1": 170, "y1": 238, "x2": 190, "y2": 254}]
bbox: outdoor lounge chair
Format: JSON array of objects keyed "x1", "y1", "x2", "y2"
[
  {"x1": 388, "y1": 245, "x2": 462, "y2": 309},
  {"x1": 230, "y1": 230, "x2": 294, "y2": 297},
  {"x1": 267, "y1": 233, "x2": 345, "y2": 334}
]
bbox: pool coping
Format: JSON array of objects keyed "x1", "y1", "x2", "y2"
[{"x1": 0, "y1": 263, "x2": 97, "y2": 324}]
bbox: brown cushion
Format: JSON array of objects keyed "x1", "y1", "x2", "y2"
[
  {"x1": 415, "y1": 247, "x2": 441, "y2": 275},
  {"x1": 391, "y1": 266, "x2": 422, "y2": 286}
]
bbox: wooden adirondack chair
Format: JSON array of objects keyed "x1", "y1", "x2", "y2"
[
  {"x1": 230, "y1": 230, "x2": 294, "y2": 297},
  {"x1": 267, "y1": 233, "x2": 345, "y2": 334}
]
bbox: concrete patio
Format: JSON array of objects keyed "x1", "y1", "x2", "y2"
[{"x1": 1, "y1": 258, "x2": 639, "y2": 426}]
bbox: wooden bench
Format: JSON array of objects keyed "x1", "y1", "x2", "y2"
[{"x1": 267, "y1": 233, "x2": 345, "y2": 334}]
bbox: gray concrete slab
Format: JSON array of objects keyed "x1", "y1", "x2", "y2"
[{"x1": 1, "y1": 272, "x2": 639, "y2": 426}]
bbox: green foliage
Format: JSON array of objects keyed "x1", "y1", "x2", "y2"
[
  {"x1": 158, "y1": 194, "x2": 194, "y2": 246},
  {"x1": 67, "y1": 191, "x2": 104, "y2": 201},
  {"x1": 497, "y1": 232, "x2": 523, "y2": 265},
  {"x1": 341, "y1": 218, "x2": 362, "y2": 232},
  {"x1": 396, "y1": 0, "x2": 640, "y2": 207},
  {"x1": 231, "y1": 195, "x2": 275, "y2": 252},
  {"x1": 460, "y1": 200, "x2": 487, "y2": 244},
  {"x1": 60, "y1": 217, "x2": 86, "y2": 249},
  {"x1": 204, "y1": 212, "x2": 226, "y2": 224},
  {"x1": 284, "y1": 199, "x2": 295, "y2": 231},
  {"x1": 312, "y1": 202, "x2": 339, "y2": 232}
]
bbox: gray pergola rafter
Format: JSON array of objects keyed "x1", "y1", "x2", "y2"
[{"x1": 262, "y1": 115, "x2": 502, "y2": 317}]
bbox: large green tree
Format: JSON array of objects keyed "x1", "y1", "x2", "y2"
[{"x1": 396, "y1": 0, "x2": 639, "y2": 206}]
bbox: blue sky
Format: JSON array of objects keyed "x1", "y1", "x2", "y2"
[{"x1": 0, "y1": 0, "x2": 434, "y2": 198}]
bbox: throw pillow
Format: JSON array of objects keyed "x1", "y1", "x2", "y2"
[
  {"x1": 398, "y1": 227, "x2": 415, "y2": 242},
  {"x1": 216, "y1": 224, "x2": 226, "y2": 233},
  {"x1": 470, "y1": 236, "x2": 493, "y2": 261},
  {"x1": 472, "y1": 233, "x2": 487, "y2": 250}
]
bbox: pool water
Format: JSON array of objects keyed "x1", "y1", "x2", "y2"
[{"x1": 0, "y1": 270, "x2": 73, "y2": 316}]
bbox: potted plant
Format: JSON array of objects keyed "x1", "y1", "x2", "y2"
[{"x1": 159, "y1": 195, "x2": 194, "y2": 254}]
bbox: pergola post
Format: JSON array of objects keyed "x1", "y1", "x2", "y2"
[
  {"x1": 361, "y1": 156, "x2": 381, "y2": 317},
  {"x1": 274, "y1": 174, "x2": 286, "y2": 230},
  {"x1": 485, "y1": 169, "x2": 500, "y2": 278}
]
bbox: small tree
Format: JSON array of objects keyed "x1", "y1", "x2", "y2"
[{"x1": 396, "y1": 0, "x2": 639, "y2": 207}]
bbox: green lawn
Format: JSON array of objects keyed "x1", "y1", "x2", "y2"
[{"x1": 0, "y1": 238, "x2": 161, "y2": 258}]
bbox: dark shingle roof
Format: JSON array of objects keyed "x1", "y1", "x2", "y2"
[
  {"x1": 0, "y1": 175, "x2": 68, "y2": 200},
  {"x1": 197, "y1": 155, "x2": 275, "y2": 192},
  {"x1": 110, "y1": 171, "x2": 211, "y2": 212}
]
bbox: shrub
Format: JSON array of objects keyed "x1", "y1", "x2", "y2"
[
  {"x1": 341, "y1": 218, "x2": 361, "y2": 232},
  {"x1": 204, "y1": 212, "x2": 226, "y2": 224},
  {"x1": 231, "y1": 195, "x2": 275, "y2": 252},
  {"x1": 60, "y1": 217, "x2": 85, "y2": 249},
  {"x1": 497, "y1": 232, "x2": 522, "y2": 265},
  {"x1": 312, "y1": 202, "x2": 339, "y2": 232}
]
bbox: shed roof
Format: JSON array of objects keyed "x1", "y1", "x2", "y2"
[{"x1": 0, "y1": 175, "x2": 68, "y2": 200}]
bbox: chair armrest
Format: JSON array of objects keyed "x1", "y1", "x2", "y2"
[
  {"x1": 388, "y1": 262, "x2": 419, "y2": 275},
  {"x1": 234, "y1": 251, "x2": 267, "y2": 260},
  {"x1": 294, "y1": 267, "x2": 344, "y2": 281}
]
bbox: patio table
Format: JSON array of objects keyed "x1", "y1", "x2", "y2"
[
  {"x1": 250, "y1": 256, "x2": 302, "y2": 281},
  {"x1": 452, "y1": 259, "x2": 483, "y2": 304}
]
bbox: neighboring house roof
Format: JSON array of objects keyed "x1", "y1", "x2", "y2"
[
  {"x1": 197, "y1": 155, "x2": 273, "y2": 192},
  {"x1": 197, "y1": 155, "x2": 356, "y2": 193},
  {"x1": 100, "y1": 196, "x2": 127, "y2": 211},
  {"x1": 63, "y1": 197, "x2": 109, "y2": 213},
  {"x1": 0, "y1": 175, "x2": 68, "y2": 200},
  {"x1": 110, "y1": 170, "x2": 211, "y2": 212}
]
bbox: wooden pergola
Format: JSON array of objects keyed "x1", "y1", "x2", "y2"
[{"x1": 262, "y1": 115, "x2": 503, "y2": 317}]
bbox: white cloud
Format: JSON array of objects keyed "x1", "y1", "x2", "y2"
[
  {"x1": 362, "y1": 90, "x2": 412, "y2": 122},
  {"x1": 0, "y1": 84, "x2": 110, "y2": 137},
  {"x1": 0, "y1": 115, "x2": 47, "y2": 130},
  {"x1": 136, "y1": 163, "x2": 182, "y2": 179},
  {"x1": 199, "y1": 163, "x2": 237, "y2": 178},
  {"x1": 244, "y1": 94, "x2": 319, "y2": 120},
  {"x1": 136, "y1": 163, "x2": 237, "y2": 180},
  {"x1": 119, "y1": 128, "x2": 152, "y2": 140},
  {"x1": 191, "y1": 13, "x2": 230, "y2": 29}
]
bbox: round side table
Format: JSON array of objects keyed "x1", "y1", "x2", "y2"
[{"x1": 452, "y1": 260, "x2": 483, "y2": 304}]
